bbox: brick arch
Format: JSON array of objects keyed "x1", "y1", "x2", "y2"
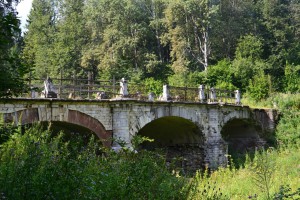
[
  {"x1": 67, "y1": 110, "x2": 111, "y2": 147},
  {"x1": 3, "y1": 108, "x2": 111, "y2": 147}
]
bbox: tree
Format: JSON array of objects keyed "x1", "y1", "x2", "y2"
[
  {"x1": 55, "y1": 0, "x2": 86, "y2": 79},
  {"x1": 284, "y1": 63, "x2": 300, "y2": 93},
  {"x1": 163, "y1": 0, "x2": 218, "y2": 72},
  {"x1": 23, "y1": 0, "x2": 58, "y2": 79},
  {"x1": 247, "y1": 71, "x2": 271, "y2": 101},
  {"x1": 83, "y1": 0, "x2": 162, "y2": 80},
  {"x1": 210, "y1": 0, "x2": 263, "y2": 61},
  {"x1": 0, "y1": 0, "x2": 27, "y2": 96},
  {"x1": 232, "y1": 35, "x2": 270, "y2": 92},
  {"x1": 261, "y1": 0, "x2": 294, "y2": 91}
]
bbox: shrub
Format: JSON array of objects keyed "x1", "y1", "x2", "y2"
[
  {"x1": 0, "y1": 125, "x2": 188, "y2": 199},
  {"x1": 284, "y1": 63, "x2": 300, "y2": 93},
  {"x1": 272, "y1": 94, "x2": 300, "y2": 146},
  {"x1": 144, "y1": 77, "x2": 164, "y2": 96},
  {"x1": 247, "y1": 71, "x2": 271, "y2": 101}
]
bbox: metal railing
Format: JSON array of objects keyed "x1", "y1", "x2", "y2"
[
  {"x1": 27, "y1": 78, "x2": 120, "y2": 100},
  {"x1": 168, "y1": 86, "x2": 199, "y2": 102},
  {"x1": 2, "y1": 77, "x2": 241, "y2": 105},
  {"x1": 164, "y1": 85, "x2": 237, "y2": 104}
]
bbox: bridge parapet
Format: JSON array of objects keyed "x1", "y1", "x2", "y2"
[{"x1": 5, "y1": 77, "x2": 241, "y2": 105}]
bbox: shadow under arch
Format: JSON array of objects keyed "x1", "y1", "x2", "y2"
[
  {"x1": 137, "y1": 116, "x2": 204, "y2": 174},
  {"x1": 221, "y1": 118, "x2": 265, "y2": 167},
  {"x1": 2, "y1": 108, "x2": 111, "y2": 147},
  {"x1": 32, "y1": 121, "x2": 103, "y2": 146}
]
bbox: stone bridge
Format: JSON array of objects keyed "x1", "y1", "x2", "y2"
[{"x1": 0, "y1": 98, "x2": 277, "y2": 170}]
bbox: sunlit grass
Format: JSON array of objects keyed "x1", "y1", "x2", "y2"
[{"x1": 188, "y1": 147, "x2": 300, "y2": 199}]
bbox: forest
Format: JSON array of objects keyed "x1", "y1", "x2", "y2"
[
  {"x1": 1, "y1": 0, "x2": 300, "y2": 199},
  {"x1": 1, "y1": 0, "x2": 300, "y2": 99}
]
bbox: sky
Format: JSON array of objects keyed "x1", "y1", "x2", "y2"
[{"x1": 16, "y1": 0, "x2": 33, "y2": 31}]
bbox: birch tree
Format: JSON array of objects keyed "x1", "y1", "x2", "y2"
[{"x1": 163, "y1": 0, "x2": 218, "y2": 72}]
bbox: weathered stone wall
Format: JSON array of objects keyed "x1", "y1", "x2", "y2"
[
  {"x1": 164, "y1": 145, "x2": 204, "y2": 174},
  {"x1": 252, "y1": 108, "x2": 278, "y2": 132}
]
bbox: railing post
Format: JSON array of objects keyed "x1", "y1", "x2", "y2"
[
  {"x1": 198, "y1": 84, "x2": 206, "y2": 103},
  {"x1": 184, "y1": 86, "x2": 187, "y2": 101},
  {"x1": 235, "y1": 90, "x2": 241, "y2": 105},
  {"x1": 120, "y1": 78, "x2": 128, "y2": 97},
  {"x1": 73, "y1": 74, "x2": 76, "y2": 95},
  {"x1": 113, "y1": 75, "x2": 116, "y2": 94},
  {"x1": 59, "y1": 68, "x2": 62, "y2": 98},
  {"x1": 148, "y1": 92, "x2": 155, "y2": 101},
  {"x1": 162, "y1": 84, "x2": 170, "y2": 101},
  {"x1": 88, "y1": 71, "x2": 91, "y2": 99},
  {"x1": 209, "y1": 87, "x2": 216, "y2": 102}
]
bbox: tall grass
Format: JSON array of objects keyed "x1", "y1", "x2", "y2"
[{"x1": 187, "y1": 147, "x2": 300, "y2": 199}]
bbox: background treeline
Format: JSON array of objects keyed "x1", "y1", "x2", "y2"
[{"x1": 1, "y1": 0, "x2": 300, "y2": 100}]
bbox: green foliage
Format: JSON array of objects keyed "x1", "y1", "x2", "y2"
[
  {"x1": 23, "y1": 0, "x2": 58, "y2": 78},
  {"x1": 188, "y1": 147, "x2": 300, "y2": 200},
  {"x1": 0, "y1": 125, "x2": 187, "y2": 199},
  {"x1": 131, "y1": 135, "x2": 154, "y2": 151},
  {"x1": 20, "y1": 0, "x2": 300, "y2": 96},
  {"x1": 271, "y1": 94, "x2": 300, "y2": 146},
  {"x1": 235, "y1": 35, "x2": 264, "y2": 60},
  {"x1": 284, "y1": 63, "x2": 300, "y2": 93},
  {"x1": 273, "y1": 185, "x2": 300, "y2": 200},
  {"x1": 205, "y1": 59, "x2": 234, "y2": 88},
  {"x1": 163, "y1": 0, "x2": 218, "y2": 72},
  {"x1": 215, "y1": 81, "x2": 237, "y2": 91},
  {"x1": 188, "y1": 170, "x2": 228, "y2": 200},
  {"x1": 232, "y1": 34, "x2": 271, "y2": 92},
  {"x1": 168, "y1": 72, "x2": 206, "y2": 87},
  {"x1": 251, "y1": 149, "x2": 276, "y2": 200},
  {"x1": 247, "y1": 71, "x2": 271, "y2": 101},
  {"x1": 144, "y1": 77, "x2": 164, "y2": 96},
  {"x1": 0, "y1": 1, "x2": 28, "y2": 96}
]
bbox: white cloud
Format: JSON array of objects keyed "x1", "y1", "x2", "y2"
[{"x1": 17, "y1": 0, "x2": 33, "y2": 31}]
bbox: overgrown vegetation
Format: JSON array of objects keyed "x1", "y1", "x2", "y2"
[
  {"x1": 0, "y1": 0, "x2": 299, "y2": 199},
  {"x1": 0, "y1": 125, "x2": 187, "y2": 199},
  {"x1": 0, "y1": 93, "x2": 299, "y2": 199}
]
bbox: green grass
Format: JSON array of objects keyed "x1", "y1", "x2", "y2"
[
  {"x1": 187, "y1": 147, "x2": 300, "y2": 199},
  {"x1": 241, "y1": 93, "x2": 300, "y2": 109}
]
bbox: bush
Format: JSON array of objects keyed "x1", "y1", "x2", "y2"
[
  {"x1": 271, "y1": 94, "x2": 300, "y2": 146},
  {"x1": 0, "y1": 125, "x2": 187, "y2": 199},
  {"x1": 246, "y1": 71, "x2": 271, "y2": 101},
  {"x1": 167, "y1": 71, "x2": 206, "y2": 87},
  {"x1": 284, "y1": 63, "x2": 300, "y2": 93},
  {"x1": 206, "y1": 59, "x2": 235, "y2": 88},
  {"x1": 144, "y1": 77, "x2": 164, "y2": 96}
]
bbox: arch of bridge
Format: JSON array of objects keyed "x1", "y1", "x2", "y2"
[{"x1": 2, "y1": 108, "x2": 111, "y2": 147}]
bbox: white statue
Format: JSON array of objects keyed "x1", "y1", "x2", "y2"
[{"x1": 119, "y1": 78, "x2": 128, "y2": 97}]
